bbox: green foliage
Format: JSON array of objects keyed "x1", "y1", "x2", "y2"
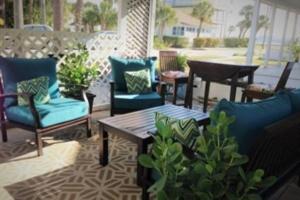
[
  {"x1": 192, "y1": 0, "x2": 215, "y2": 37},
  {"x1": 154, "y1": 36, "x2": 170, "y2": 50},
  {"x1": 176, "y1": 55, "x2": 188, "y2": 71},
  {"x1": 224, "y1": 38, "x2": 249, "y2": 48},
  {"x1": 290, "y1": 40, "x2": 300, "y2": 62},
  {"x1": 163, "y1": 36, "x2": 189, "y2": 48},
  {"x1": 156, "y1": 0, "x2": 177, "y2": 39},
  {"x1": 57, "y1": 44, "x2": 99, "y2": 97},
  {"x1": 139, "y1": 111, "x2": 276, "y2": 200},
  {"x1": 193, "y1": 38, "x2": 220, "y2": 48}
]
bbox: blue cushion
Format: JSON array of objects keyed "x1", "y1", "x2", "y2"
[
  {"x1": 287, "y1": 89, "x2": 300, "y2": 112},
  {"x1": 109, "y1": 56, "x2": 157, "y2": 91},
  {"x1": 114, "y1": 91, "x2": 162, "y2": 110},
  {"x1": 6, "y1": 98, "x2": 88, "y2": 128},
  {"x1": 0, "y1": 57, "x2": 60, "y2": 107},
  {"x1": 214, "y1": 92, "x2": 292, "y2": 154}
]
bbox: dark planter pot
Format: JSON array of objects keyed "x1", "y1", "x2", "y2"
[{"x1": 68, "y1": 92, "x2": 96, "y2": 114}]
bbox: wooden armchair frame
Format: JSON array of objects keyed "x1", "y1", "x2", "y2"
[{"x1": 0, "y1": 78, "x2": 92, "y2": 156}]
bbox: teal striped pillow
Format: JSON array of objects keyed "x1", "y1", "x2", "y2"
[
  {"x1": 17, "y1": 76, "x2": 50, "y2": 106},
  {"x1": 155, "y1": 112, "x2": 200, "y2": 149},
  {"x1": 124, "y1": 69, "x2": 152, "y2": 94}
]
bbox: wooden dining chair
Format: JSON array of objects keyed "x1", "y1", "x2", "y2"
[
  {"x1": 241, "y1": 62, "x2": 296, "y2": 102},
  {"x1": 159, "y1": 51, "x2": 188, "y2": 105}
]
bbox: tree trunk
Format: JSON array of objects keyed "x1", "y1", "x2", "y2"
[
  {"x1": 28, "y1": 0, "x2": 33, "y2": 24},
  {"x1": 53, "y1": 0, "x2": 64, "y2": 31},
  {"x1": 75, "y1": 0, "x2": 83, "y2": 32},
  {"x1": 238, "y1": 28, "x2": 243, "y2": 39},
  {"x1": 13, "y1": 0, "x2": 23, "y2": 28},
  {"x1": 158, "y1": 23, "x2": 165, "y2": 40},
  {"x1": 197, "y1": 20, "x2": 203, "y2": 38},
  {"x1": 40, "y1": 0, "x2": 46, "y2": 24}
]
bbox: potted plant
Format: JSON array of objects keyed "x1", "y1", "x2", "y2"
[
  {"x1": 176, "y1": 54, "x2": 188, "y2": 72},
  {"x1": 139, "y1": 111, "x2": 276, "y2": 199},
  {"x1": 57, "y1": 44, "x2": 100, "y2": 113},
  {"x1": 290, "y1": 41, "x2": 300, "y2": 62}
]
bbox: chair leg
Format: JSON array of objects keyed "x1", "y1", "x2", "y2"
[
  {"x1": 86, "y1": 117, "x2": 92, "y2": 138},
  {"x1": 36, "y1": 132, "x2": 43, "y2": 156},
  {"x1": 241, "y1": 91, "x2": 246, "y2": 103},
  {"x1": 1, "y1": 120, "x2": 7, "y2": 142},
  {"x1": 142, "y1": 186, "x2": 150, "y2": 200}
]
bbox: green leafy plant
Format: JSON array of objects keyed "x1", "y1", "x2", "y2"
[
  {"x1": 57, "y1": 44, "x2": 100, "y2": 97},
  {"x1": 139, "y1": 111, "x2": 276, "y2": 200},
  {"x1": 290, "y1": 41, "x2": 300, "y2": 62},
  {"x1": 176, "y1": 55, "x2": 188, "y2": 71}
]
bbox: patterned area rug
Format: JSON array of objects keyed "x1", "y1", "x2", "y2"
[{"x1": 0, "y1": 122, "x2": 142, "y2": 200}]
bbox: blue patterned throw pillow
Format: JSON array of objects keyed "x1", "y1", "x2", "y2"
[
  {"x1": 17, "y1": 76, "x2": 50, "y2": 106},
  {"x1": 124, "y1": 69, "x2": 152, "y2": 94},
  {"x1": 155, "y1": 112, "x2": 200, "y2": 149}
]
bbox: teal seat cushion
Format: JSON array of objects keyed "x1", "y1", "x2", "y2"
[
  {"x1": 6, "y1": 98, "x2": 88, "y2": 128},
  {"x1": 287, "y1": 89, "x2": 300, "y2": 112},
  {"x1": 214, "y1": 92, "x2": 292, "y2": 154},
  {"x1": 0, "y1": 57, "x2": 60, "y2": 107},
  {"x1": 114, "y1": 91, "x2": 162, "y2": 110},
  {"x1": 108, "y1": 56, "x2": 157, "y2": 91}
]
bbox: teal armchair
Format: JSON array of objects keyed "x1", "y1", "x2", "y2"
[
  {"x1": 109, "y1": 56, "x2": 166, "y2": 116},
  {"x1": 0, "y1": 57, "x2": 92, "y2": 156}
]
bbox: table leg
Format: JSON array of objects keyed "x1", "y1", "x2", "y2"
[
  {"x1": 246, "y1": 72, "x2": 254, "y2": 102},
  {"x1": 229, "y1": 74, "x2": 239, "y2": 102},
  {"x1": 203, "y1": 81, "x2": 210, "y2": 113},
  {"x1": 99, "y1": 123, "x2": 108, "y2": 166},
  {"x1": 173, "y1": 81, "x2": 178, "y2": 105},
  {"x1": 137, "y1": 139, "x2": 148, "y2": 186}
]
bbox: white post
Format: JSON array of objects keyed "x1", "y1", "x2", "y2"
[
  {"x1": 278, "y1": 9, "x2": 290, "y2": 65},
  {"x1": 117, "y1": 0, "x2": 127, "y2": 37},
  {"x1": 264, "y1": 3, "x2": 276, "y2": 67},
  {"x1": 289, "y1": 13, "x2": 299, "y2": 60},
  {"x1": 246, "y1": 0, "x2": 261, "y2": 65},
  {"x1": 147, "y1": 0, "x2": 156, "y2": 56},
  {"x1": 40, "y1": 0, "x2": 46, "y2": 24}
]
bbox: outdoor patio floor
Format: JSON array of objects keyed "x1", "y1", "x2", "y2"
[{"x1": 0, "y1": 105, "x2": 299, "y2": 200}]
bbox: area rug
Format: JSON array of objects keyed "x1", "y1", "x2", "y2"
[{"x1": 0, "y1": 122, "x2": 142, "y2": 200}]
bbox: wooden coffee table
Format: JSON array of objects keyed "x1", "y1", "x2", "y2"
[{"x1": 98, "y1": 104, "x2": 209, "y2": 186}]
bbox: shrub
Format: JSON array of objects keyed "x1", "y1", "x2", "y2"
[
  {"x1": 163, "y1": 36, "x2": 189, "y2": 48},
  {"x1": 224, "y1": 37, "x2": 249, "y2": 48},
  {"x1": 154, "y1": 36, "x2": 169, "y2": 50},
  {"x1": 193, "y1": 37, "x2": 220, "y2": 48}
]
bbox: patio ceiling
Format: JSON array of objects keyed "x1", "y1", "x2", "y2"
[{"x1": 263, "y1": 0, "x2": 300, "y2": 10}]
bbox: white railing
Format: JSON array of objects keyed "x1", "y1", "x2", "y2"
[{"x1": 0, "y1": 29, "x2": 129, "y2": 107}]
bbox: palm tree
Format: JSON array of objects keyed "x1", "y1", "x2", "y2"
[
  {"x1": 237, "y1": 5, "x2": 253, "y2": 38},
  {"x1": 257, "y1": 15, "x2": 270, "y2": 49},
  {"x1": 228, "y1": 25, "x2": 235, "y2": 37},
  {"x1": 53, "y1": 0, "x2": 64, "y2": 31},
  {"x1": 156, "y1": 0, "x2": 177, "y2": 40},
  {"x1": 75, "y1": 0, "x2": 83, "y2": 32},
  {"x1": 192, "y1": 0, "x2": 214, "y2": 38},
  {"x1": 40, "y1": 0, "x2": 46, "y2": 24},
  {"x1": 98, "y1": 0, "x2": 117, "y2": 31},
  {"x1": 82, "y1": 3, "x2": 99, "y2": 32},
  {"x1": 13, "y1": 0, "x2": 24, "y2": 28}
]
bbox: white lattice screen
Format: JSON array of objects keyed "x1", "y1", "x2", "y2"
[{"x1": 0, "y1": 0, "x2": 154, "y2": 107}]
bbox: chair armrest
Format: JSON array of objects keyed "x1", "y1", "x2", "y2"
[{"x1": 0, "y1": 93, "x2": 42, "y2": 128}]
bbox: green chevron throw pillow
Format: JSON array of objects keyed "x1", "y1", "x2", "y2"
[
  {"x1": 124, "y1": 69, "x2": 152, "y2": 94},
  {"x1": 155, "y1": 112, "x2": 200, "y2": 149},
  {"x1": 17, "y1": 76, "x2": 50, "y2": 106}
]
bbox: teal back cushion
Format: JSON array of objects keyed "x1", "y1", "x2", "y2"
[
  {"x1": 0, "y1": 57, "x2": 60, "y2": 107},
  {"x1": 214, "y1": 92, "x2": 292, "y2": 154},
  {"x1": 287, "y1": 89, "x2": 300, "y2": 112},
  {"x1": 108, "y1": 56, "x2": 156, "y2": 91}
]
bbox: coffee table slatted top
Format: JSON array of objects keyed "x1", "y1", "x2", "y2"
[{"x1": 98, "y1": 104, "x2": 209, "y2": 140}]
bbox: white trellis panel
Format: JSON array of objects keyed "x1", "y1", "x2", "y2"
[{"x1": 0, "y1": 0, "x2": 154, "y2": 107}]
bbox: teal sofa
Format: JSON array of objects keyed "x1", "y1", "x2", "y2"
[
  {"x1": 109, "y1": 56, "x2": 166, "y2": 116},
  {"x1": 0, "y1": 57, "x2": 91, "y2": 156}
]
